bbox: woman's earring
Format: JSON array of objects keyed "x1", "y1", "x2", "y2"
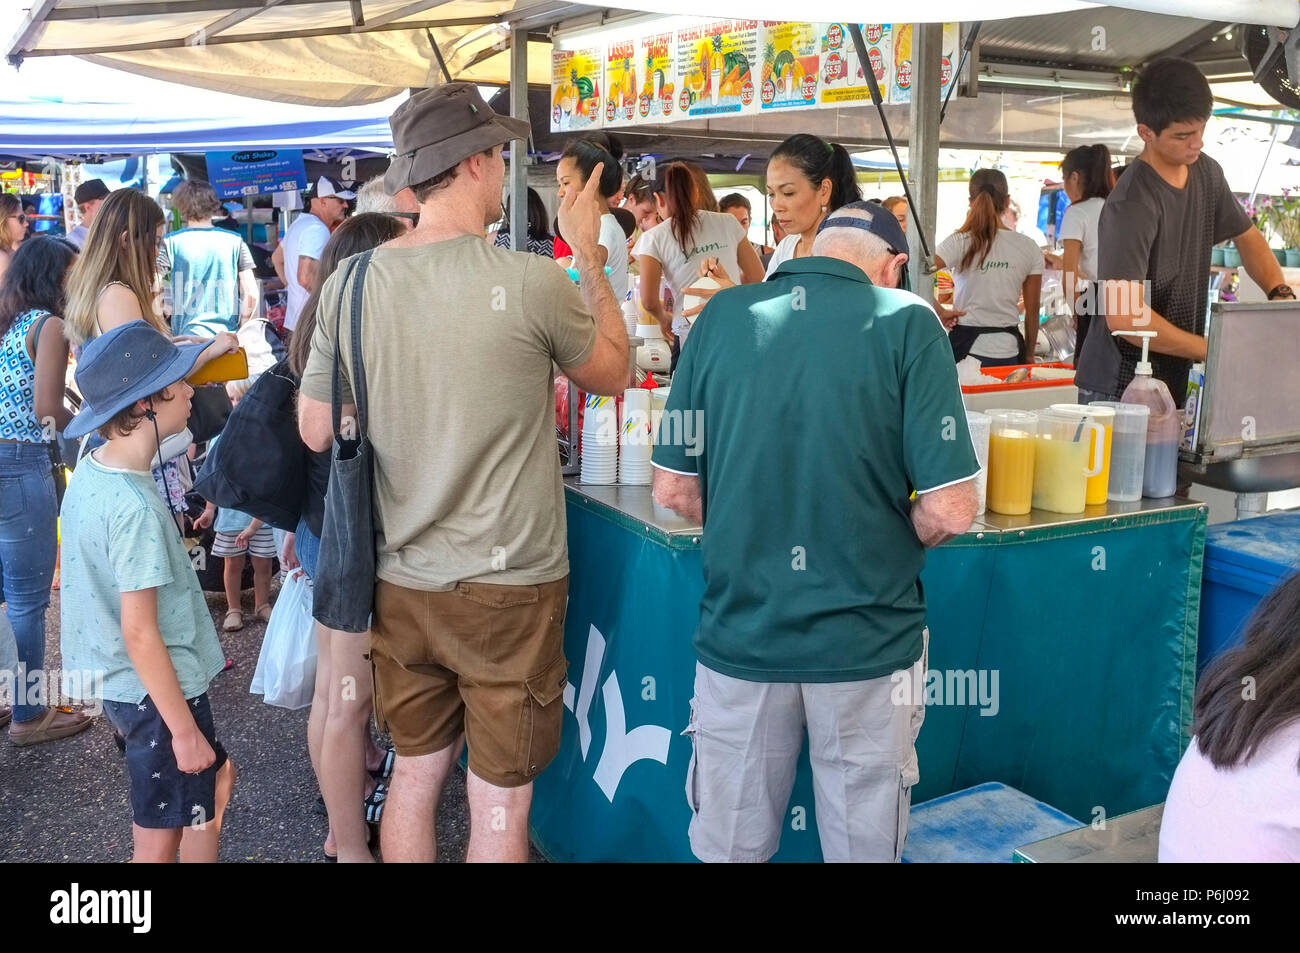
[{"x1": 821, "y1": 205, "x2": 827, "y2": 214}]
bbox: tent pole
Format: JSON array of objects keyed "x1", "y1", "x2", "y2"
[
  {"x1": 908, "y1": 23, "x2": 942, "y2": 303},
  {"x1": 508, "y1": 26, "x2": 529, "y2": 254}
]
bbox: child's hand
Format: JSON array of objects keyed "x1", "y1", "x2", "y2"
[
  {"x1": 195, "y1": 506, "x2": 214, "y2": 530},
  {"x1": 235, "y1": 527, "x2": 253, "y2": 549},
  {"x1": 173, "y1": 726, "x2": 216, "y2": 775}
]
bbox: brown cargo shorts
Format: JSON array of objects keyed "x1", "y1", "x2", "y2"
[{"x1": 369, "y1": 576, "x2": 569, "y2": 788}]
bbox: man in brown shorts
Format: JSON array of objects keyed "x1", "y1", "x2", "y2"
[{"x1": 299, "y1": 84, "x2": 630, "y2": 861}]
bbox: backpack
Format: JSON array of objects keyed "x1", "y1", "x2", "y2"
[{"x1": 193, "y1": 359, "x2": 306, "y2": 531}]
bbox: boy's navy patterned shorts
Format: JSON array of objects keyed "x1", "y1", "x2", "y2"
[{"x1": 103, "y1": 692, "x2": 228, "y2": 830}]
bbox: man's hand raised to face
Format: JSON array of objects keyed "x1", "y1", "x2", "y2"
[{"x1": 557, "y1": 161, "x2": 607, "y2": 269}]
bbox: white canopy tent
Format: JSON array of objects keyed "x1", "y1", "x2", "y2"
[{"x1": 6, "y1": 1, "x2": 1297, "y2": 106}]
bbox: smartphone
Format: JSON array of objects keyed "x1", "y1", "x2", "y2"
[{"x1": 187, "y1": 347, "x2": 249, "y2": 386}]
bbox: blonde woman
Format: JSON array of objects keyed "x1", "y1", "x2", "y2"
[
  {"x1": 64, "y1": 189, "x2": 237, "y2": 523},
  {"x1": 0, "y1": 194, "x2": 27, "y2": 284}
]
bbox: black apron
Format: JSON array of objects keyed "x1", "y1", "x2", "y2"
[{"x1": 948, "y1": 323, "x2": 1026, "y2": 364}]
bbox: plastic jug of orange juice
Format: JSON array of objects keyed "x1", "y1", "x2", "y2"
[{"x1": 986, "y1": 410, "x2": 1038, "y2": 515}]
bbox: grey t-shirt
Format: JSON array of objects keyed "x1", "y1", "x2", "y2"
[{"x1": 1076, "y1": 153, "x2": 1249, "y2": 405}]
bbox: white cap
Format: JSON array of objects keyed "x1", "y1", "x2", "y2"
[{"x1": 312, "y1": 176, "x2": 356, "y2": 201}]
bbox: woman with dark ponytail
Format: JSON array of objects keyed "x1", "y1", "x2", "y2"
[
  {"x1": 934, "y1": 169, "x2": 1044, "y2": 366},
  {"x1": 762, "y1": 134, "x2": 861, "y2": 277},
  {"x1": 634, "y1": 161, "x2": 764, "y2": 349},
  {"x1": 1058, "y1": 144, "x2": 1115, "y2": 347}
]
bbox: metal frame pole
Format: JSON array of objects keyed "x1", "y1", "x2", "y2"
[
  {"x1": 908, "y1": 23, "x2": 943, "y2": 303},
  {"x1": 509, "y1": 26, "x2": 529, "y2": 253}
]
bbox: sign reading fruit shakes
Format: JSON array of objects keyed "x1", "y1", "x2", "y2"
[
  {"x1": 758, "y1": 21, "x2": 819, "y2": 111},
  {"x1": 675, "y1": 19, "x2": 760, "y2": 118},
  {"x1": 819, "y1": 22, "x2": 892, "y2": 106},
  {"x1": 551, "y1": 46, "x2": 602, "y2": 132},
  {"x1": 638, "y1": 31, "x2": 676, "y2": 122}
]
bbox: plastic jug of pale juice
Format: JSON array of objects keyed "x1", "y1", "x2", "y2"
[
  {"x1": 1051, "y1": 403, "x2": 1114, "y2": 505},
  {"x1": 1112, "y1": 330, "x2": 1181, "y2": 498},
  {"x1": 986, "y1": 410, "x2": 1038, "y2": 515},
  {"x1": 1092, "y1": 402, "x2": 1149, "y2": 502},
  {"x1": 1032, "y1": 410, "x2": 1104, "y2": 514}
]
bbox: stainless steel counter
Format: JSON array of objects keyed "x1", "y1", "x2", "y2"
[{"x1": 564, "y1": 477, "x2": 1206, "y2": 544}]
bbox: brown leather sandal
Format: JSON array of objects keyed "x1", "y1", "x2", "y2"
[
  {"x1": 9, "y1": 706, "x2": 94, "y2": 746},
  {"x1": 255, "y1": 603, "x2": 273, "y2": 623}
]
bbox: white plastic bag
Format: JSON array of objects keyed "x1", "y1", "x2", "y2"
[{"x1": 250, "y1": 568, "x2": 317, "y2": 710}]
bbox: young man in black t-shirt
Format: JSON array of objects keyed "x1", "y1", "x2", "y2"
[{"x1": 1076, "y1": 58, "x2": 1294, "y2": 407}]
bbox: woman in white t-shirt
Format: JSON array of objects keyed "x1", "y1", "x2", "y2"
[
  {"x1": 934, "y1": 169, "x2": 1043, "y2": 366},
  {"x1": 1058, "y1": 144, "x2": 1115, "y2": 349},
  {"x1": 762, "y1": 134, "x2": 863, "y2": 277},
  {"x1": 1159, "y1": 570, "x2": 1300, "y2": 862},
  {"x1": 634, "y1": 162, "x2": 764, "y2": 350},
  {"x1": 556, "y1": 140, "x2": 630, "y2": 305}
]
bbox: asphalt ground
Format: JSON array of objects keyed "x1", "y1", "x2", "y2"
[{"x1": 0, "y1": 579, "x2": 545, "y2": 863}]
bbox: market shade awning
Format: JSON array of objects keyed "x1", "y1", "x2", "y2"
[{"x1": 9, "y1": 1, "x2": 1299, "y2": 106}]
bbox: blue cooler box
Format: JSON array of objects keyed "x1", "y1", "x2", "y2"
[{"x1": 1201, "y1": 513, "x2": 1300, "y2": 672}]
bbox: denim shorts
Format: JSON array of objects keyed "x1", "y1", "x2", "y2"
[
  {"x1": 294, "y1": 516, "x2": 320, "y2": 581},
  {"x1": 103, "y1": 692, "x2": 228, "y2": 829}
]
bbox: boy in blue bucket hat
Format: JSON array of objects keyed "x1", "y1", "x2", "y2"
[{"x1": 60, "y1": 320, "x2": 236, "y2": 862}]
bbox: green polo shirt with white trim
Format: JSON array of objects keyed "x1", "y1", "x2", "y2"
[{"x1": 652, "y1": 257, "x2": 978, "y2": 682}]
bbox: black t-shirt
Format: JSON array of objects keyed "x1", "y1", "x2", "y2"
[{"x1": 1076, "y1": 153, "x2": 1250, "y2": 405}]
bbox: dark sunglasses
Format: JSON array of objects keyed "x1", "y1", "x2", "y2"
[
  {"x1": 391, "y1": 212, "x2": 419, "y2": 227},
  {"x1": 10, "y1": 213, "x2": 27, "y2": 224}
]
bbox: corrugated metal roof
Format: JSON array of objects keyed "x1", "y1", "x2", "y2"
[{"x1": 978, "y1": 8, "x2": 1222, "y2": 70}]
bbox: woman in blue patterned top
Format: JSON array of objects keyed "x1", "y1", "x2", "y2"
[{"x1": 0, "y1": 236, "x2": 94, "y2": 744}]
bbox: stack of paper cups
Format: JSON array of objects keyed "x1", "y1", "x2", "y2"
[
  {"x1": 619, "y1": 388, "x2": 653, "y2": 485},
  {"x1": 650, "y1": 386, "x2": 670, "y2": 447},
  {"x1": 621, "y1": 297, "x2": 640, "y2": 338},
  {"x1": 965, "y1": 410, "x2": 992, "y2": 515},
  {"x1": 581, "y1": 394, "x2": 619, "y2": 484}
]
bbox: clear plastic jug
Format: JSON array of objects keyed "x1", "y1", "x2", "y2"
[
  {"x1": 986, "y1": 410, "x2": 1038, "y2": 516},
  {"x1": 1032, "y1": 410, "x2": 1104, "y2": 514},
  {"x1": 1051, "y1": 403, "x2": 1115, "y2": 505},
  {"x1": 1092, "y1": 402, "x2": 1149, "y2": 502}
]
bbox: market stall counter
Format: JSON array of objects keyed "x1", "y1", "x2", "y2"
[{"x1": 529, "y1": 479, "x2": 1206, "y2": 862}]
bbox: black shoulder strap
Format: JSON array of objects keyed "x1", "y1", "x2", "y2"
[
  {"x1": 348, "y1": 249, "x2": 375, "y2": 439},
  {"x1": 330, "y1": 255, "x2": 362, "y2": 438}
]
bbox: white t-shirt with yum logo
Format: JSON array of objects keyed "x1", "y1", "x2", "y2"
[
  {"x1": 936, "y1": 227, "x2": 1044, "y2": 359},
  {"x1": 634, "y1": 211, "x2": 746, "y2": 341}
]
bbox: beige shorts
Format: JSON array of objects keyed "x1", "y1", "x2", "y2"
[{"x1": 684, "y1": 629, "x2": 928, "y2": 863}]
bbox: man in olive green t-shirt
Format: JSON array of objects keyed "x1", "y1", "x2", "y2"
[
  {"x1": 298, "y1": 84, "x2": 630, "y2": 864},
  {"x1": 654, "y1": 201, "x2": 979, "y2": 863}
]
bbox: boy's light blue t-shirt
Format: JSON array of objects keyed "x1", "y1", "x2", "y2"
[{"x1": 59, "y1": 453, "x2": 225, "y2": 704}]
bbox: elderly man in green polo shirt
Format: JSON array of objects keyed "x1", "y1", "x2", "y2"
[{"x1": 653, "y1": 201, "x2": 980, "y2": 863}]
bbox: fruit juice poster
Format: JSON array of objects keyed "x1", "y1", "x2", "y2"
[
  {"x1": 604, "y1": 37, "x2": 639, "y2": 127},
  {"x1": 637, "y1": 31, "x2": 675, "y2": 123},
  {"x1": 889, "y1": 22, "x2": 958, "y2": 104},
  {"x1": 675, "y1": 20, "x2": 760, "y2": 118},
  {"x1": 819, "y1": 22, "x2": 891, "y2": 106},
  {"x1": 551, "y1": 47, "x2": 603, "y2": 133},
  {"x1": 758, "y1": 22, "x2": 820, "y2": 111}
]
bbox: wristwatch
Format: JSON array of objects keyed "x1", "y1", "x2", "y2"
[{"x1": 1266, "y1": 284, "x2": 1295, "y2": 300}]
